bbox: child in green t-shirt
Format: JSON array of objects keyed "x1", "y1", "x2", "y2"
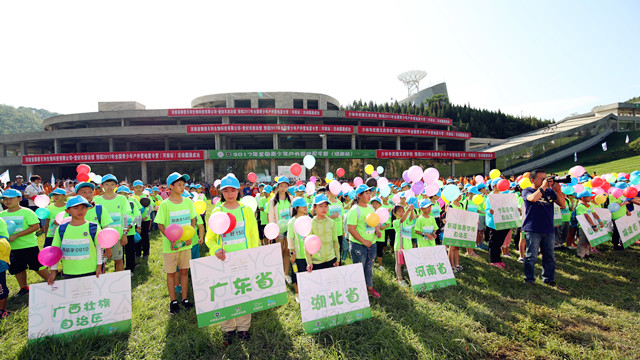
[
  {"x1": 306, "y1": 194, "x2": 340, "y2": 272},
  {"x1": 370, "y1": 197, "x2": 388, "y2": 270},
  {"x1": 392, "y1": 204, "x2": 415, "y2": 287},
  {"x1": 414, "y1": 200, "x2": 438, "y2": 248},
  {"x1": 47, "y1": 196, "x2": 103, "y2": 283},
  {"x1": 93, "y1": 175, "x2": 131, "y2": 272},
  {"x1": 575, "y1": 191, "x2": 603, "y2": 258},
  {"x1": 44, "y1": 188, "x2": 67, "y2": 248},
  {"x1": 0, "y1": 220, "x2": 11, "y2": 318},
  {"x1": 286, "y1": 197, "x2": 310, "y2": 301}
]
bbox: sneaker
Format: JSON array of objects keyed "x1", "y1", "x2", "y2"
[
  {"x1": 517, "y1": 257, "x2": 525, "y2": 263},
  {"x1": 397, "y1": 280, "x2": 409, "y2": 287},
  {"x1": 455, "y1": 265, "x2": 464, "y2": 272},
  {"x1": 181, "y1": 299, "x2": 194, "y2": 310},
  {"x1": 477, "y1": 243, "x2": 489, "y2": 251},
  {"x1": 466, "y1": 252, "x2": 480, "y2": 258},
  {"x1": 490, "y1": 262, "x2": 504, "y2": 268},
  {"x1": 238, "y1": 331, "x2": 251, "y2": 341},
  {"x1": 0, "y1": 309, "x2": 11, "y2": 319},
  {"x1": 169, "y1": 300, "x2": 180, "y2": 315},
  {"x1": 285, "y1": 275, "x2": 292, "y2": 285},
  {"x1": 502, "y1": 253, "x2": 512, "y2": 258},
  {"x1": 294, "y1": 294, "x2": 300, "y2": 303},
  {"x1": 377, "y1": 264, "x2": 385, "y2": 271},
  {"x1": 544, "y1": 281, "x2": 566, "y2": 291},
  {"x1": 223, "y1": 331, "x2": 235, "y2": 346},
  {"x1": 16, "y1": 287, "x2": 29, "y2": 297},
  {"x1": 368, "y1": 288, "x2": 381, "y2": 298},
  {"x1": 498, "y1": 262, "x2": 507, "y2": 268}
]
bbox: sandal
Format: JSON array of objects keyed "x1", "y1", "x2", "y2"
[{"x1": 0, "y1": 309, "x2": 11, "y2": 319}]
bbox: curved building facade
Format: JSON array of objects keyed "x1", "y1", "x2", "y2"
[{"x1": 0, "y1": 92, "x2": 494, "y2": 184}]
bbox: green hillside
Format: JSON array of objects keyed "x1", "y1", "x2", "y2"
[{"x1": 0, "y1": 104, "x2": 58, "y2": 134}]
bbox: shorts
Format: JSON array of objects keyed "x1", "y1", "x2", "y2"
[
  {"x1": 63, "y1": 272, "x2": 95, "y2": 279},
  {"x1": 44, "y1": 237, "x2": 54, "y2": 248},
  {"x1": 257, "y1": 223, "x2": 265, "y2": 239},
  {"x1": 9, "y1": 246, "x2": 43, "y2": 275},
  {"x1": 163, "y1": 250, "x2": 191, "y2": 273},
  {"x1": 111, "y1": 241, "x2": 124, "y2": 261},
  {"x1": 376, "y1": 241, "x2": 385, "y2": 257},
  {"x1": 312, "y1": 257, "x2": 338, "y2": 271},
  {"x1": 478, "y1": 215, "x2": 486, "y2": 231},
  {"x1": 291, "y1": 258, "x2": 308, "y2": 284}
]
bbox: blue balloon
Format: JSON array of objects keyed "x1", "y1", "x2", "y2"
[
  {"x1": 35, "y1": 208, "x2": 50, "y2": 220},
  {"x1": 630, "y1": 175, "x2": 640, "y2": 185},
  {"x1": 5, "y1": 221, "x2": 17, "y2": 234},
  {"x1": 615, "y1": 182, "x2": 628, "y2": 189},
  {"x1": 570, "y1": 176, "x2": 579, "y2": 185},
  {"x1": 326, "y1": 172, "x2": 334, "y2": 180},
  {"x1": 561, "y1": 185, "x2": 575, "y2": 195},
  {"x1": 442, "y1": 185, "x2": 461, "y2": 202},
  {"x1": 379, "y1": 186, "x2": 391, "y2": 197},
  {"x1": 608, "y1": 203, "x2": 621, "y2": 213},
  {"x1": 134, "y1": 232, "x2": 141, "y2": 243}
]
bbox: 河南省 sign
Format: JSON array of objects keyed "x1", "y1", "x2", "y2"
[
  {"x1": 358, "y1": 126, "x2": 470, "y2": 139},
  {"x1": 210, "y1": 149, "x2": 377, "y2": 160},
  {"x1": 345, "y1": 111, "x2": 452, "y2": 125},
  {"x1": 22, "y1": 151, "x2": 205, "y2": 165},
  {"x1": 376, "y1": 150, "x2": 495, "y2": 160},
  {"x1": 169, "y1": 108, "x2": 323, "y2": 117},
  {"x1": 187, "y1": 124, "x2": 353, "y2": 134}
]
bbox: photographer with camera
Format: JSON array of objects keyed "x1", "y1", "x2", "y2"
[{"x1": 521, "y1": 169, "x2": 567, "y2": 288}]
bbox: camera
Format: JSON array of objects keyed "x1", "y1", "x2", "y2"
[{"x1": 550, "y1": 175, "x2": 572, "y2": 184}]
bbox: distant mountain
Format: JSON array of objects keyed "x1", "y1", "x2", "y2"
[
  {"x1": 626, "y1": 96, "x2": 640, "y2": 103},
  {"x1": 0, "y1": 104, "x2": 58, "y2": 134}
]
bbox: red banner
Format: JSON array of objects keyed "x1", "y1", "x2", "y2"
[
  {"x1": 169, "y1": 108, "x2": 322, "y2": 117},
  {"x1": 187, "y1": 124, "x2": 354, "y2": 134},
  {"x1": 358, "y1": 126, "x2": 470, "y2": 139},
  {"x1": 22, "y1": 151, "x2": 205, "y2": 165},
  {"x1": 345, "y1": 111, "x2": 452, "y2": 126},
  {"x1": 376, "y1": 150, "x2": 495, "y2": 160}
]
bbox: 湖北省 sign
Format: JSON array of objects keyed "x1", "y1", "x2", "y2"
[
  {"x1": 187, "y1": 124, "x2": 353, "y2": 134},
  {"x1": 22, "y1": 151, "x2": 205, "y2": 165},
  {"x1": 169, "y1": 108, "x2": 322, "y2": 117},
  {"x1": 345, "y1": 111, "x2": 452, "y2": 126},
  {"x1": 358, "y1": 126, "x2": 470, "y2": 139},
  {"x1": 376, "y1": 150, "x2": 495, "y2": 160}
]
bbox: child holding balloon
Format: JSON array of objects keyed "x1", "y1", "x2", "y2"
[
  {"x1": 47, "y1": 196, "x2": 103, "y2": 284},
  {"x1": 414, "y1": 200, "x2": 438, "y2": 247},
  {"x1": 205, "y1": 174, "x2": 260, "y2": 344},
  {"x1": 267, "y1": 177, "x2": 293, "y2": 284},
  {"x1": 287, "y1": 197, "x2": 310, "y2": 301},
  {"x1": 392, "y1": 204, "x2": 414, "y2": 287},
  {"x1": 326, "y1": 187, "x2": 347, "y2": 264},
  {"x1": 43, "y1": 188, "x2": 68, "y2": 248},
  {"x1": 370, "y1": 197, "x2": 388, "y2": 269},
  {"x1": 306, "y1": 194, "x2": 340, "y2": 271}
]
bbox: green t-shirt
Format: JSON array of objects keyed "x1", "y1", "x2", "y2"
[
  {"x1": 125, "y1": 197, "x2": 142, "y2": 236},
  {"x1": 258, "y1": 196, "x2": 268, "y2": 225},
  {"x1": 287, "y1": 216, "x2": 307, "y2": 259},
  {"x1": 46, "y1": 203, "x2": 67, "y2": 237},
  {"x1": 393, "y1": 218, "x2": 414, "y2": 251},
  {"x1": 0, "y1": 218, "x2": 9, "y2": 240},
  {"x1": 0, "y1": 207, "x2": 39, "y2": 250},
  {"x1": 608, "y1": 195, "x2": 627, "y2": 221},
  {"x1": 134, "y1": 194, "x2": 151, "y2": 220},
  {"x1": 346, "y1": 204, "x2": 376, "y2": 244},
  {"x1": 52, "y1": 222, "x2": 102, "y2": 275},
  {"x1": 154, "y1": 198, "x2": 197, "y2": 254},
  {"x1": 415, "y1": 215, "x2": 438, "y2": 248},
  {"x1": 186, "y1": 212, "x2": 204, "y2": 250},
  {"x1": 85, "y1": 204, "x2": 115, "y2": 229},
  {"x1": 93, "y1": 194, "x2": 131, "y2": 237},
  {"x1": 379, "y1": 203, "x2": 394, "y2": 242},
  {"x1": 328, "y1": 198, "x2": 344, "y2": 237},
  {"x1": 575, "y1": 202, "x2": 593, "y2": 229},
  {"x1": 307, "y1": 217, "x2": 339, "y2": 264}
]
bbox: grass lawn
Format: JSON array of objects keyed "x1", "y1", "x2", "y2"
[{"x1": 1, "y1": 211, "x2": 640, "y2": 359}]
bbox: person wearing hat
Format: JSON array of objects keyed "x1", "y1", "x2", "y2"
[
  {"x1": 117, "y1": 186, "x2": 141, "y2": 275},
  {"x1": 0, "y1": 220, "x2": 11, "y2": 318},
  {"x1": 347, "y1": 184, "x2": 382, "y2": 298},
  {"x1": 326, "y1": 186, "x2": 347, "y2": 264},
  {"x1": 10, "y1": 175, "x2": 28, "y2": 208},
  {"x1": 415, "y1": 200, "x2": 438, "y2": 248},
  {"x1": 0, "y1": 189, "x2": 50, "y2": 296},
  {"x1": 132, "y1": 180, "x2": 151, "y2": 259},
  {"x1": 43, "y1": 188, "x2": 68, "y2": 248},
  {"x1": 155, "y1": 172, "x2": 197, "y2": 315},
  {"x1": 370, "y1": 196, "x2": 387, "y2": 270},
  {"x1": 306, "y1": 194, "x2": 340, "y2": 273},
  {"x1": 47, "y1": 196, "x2": 104, "y2": 284},
  {"x1": 267, "y1": 176, "x2": 294, "y2": 284},
  {"x1": 149, "y1": 186, "x2": 162, "y2": 231},
  {"x1": 286, "y1": 196, "x2": 310, "y2": 302},
  {"x1": 574, "y1": 190, "x2": 603, "y2": 258},
  {"x1": 24, "y1": 175, "x2": 45, "y2": 213},
  {"x1": 93, "y1": 175, "x2": 132, "y2": 273},
  {"x1": 204, "y1": 173, "x2": 259, "y2": 344},
  {"x1": 258, "y1": 185, "x2": 272, "y2": 245}
]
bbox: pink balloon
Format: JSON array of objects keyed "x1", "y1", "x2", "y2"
[
  {"x1": 329, "y1": 181, "x2": 341, "y2": 196},
  {"x1": 402, "y1": 170, "x2": 411, "y2": 183},
  {"x1": 573, "y1": 184, "x2": 584, "y2": 193},
  {"x1": 371, "y1": 171, "x2": 379, "y2": 179},
  {"x1": 404, "y1": 190, "x2": 415, "y2": 198},
  {"x1": 304, "y1": 235, "x2": 321, "y2": 255},
  {"x1": 76, "y1": 164, "x2": 91, "y2": 174},
  {"x1": 392, "y1": 193, "x2": 401, "y2": 205},
  {"x1": 295, "y1": 216, "x2": 312, "y2": 237},
  {"x1": 165, "y1": 223, "x2": 184, "y2": 242},
  {"x1": 264, "y1": 223, "x2": 280, "y2": 240},
  {"x1": 97, "y1": 228, "x2": 120, "y2": 248},
  {"x1": 34, "y1": 195, "x2": 50, "y2": 208},
  {"x1": 341, "y1": 183, "x2": 353, "y2": 194},
  {"x1": 425, "y1": 183, "x2": 440, "y2": 197},
  {"x1": 59, "y1": 216, "x2": 71, "y2": 225},
  {"x1": 592, "y1": 188, "x2": 605, "y2": 196},
  {"x1": 377, "y1": 177, "x2": 389, "y2": 189},
  {"x1": 306, "y1": 182, "x2": 316, "y2": 195},
  {"x1": 212, "y1": 197, "x2": 220, "y2": 205},
  {"x1": 408, "y1": 166, "x2": 423, "y2": 183},
  {"x1": 208, "y1": 212, "x2": 230, "y2": 235},
  {"x1": 423, "y1": 168, "x2": 440, "y2": 184},
  {"x1": 611, "y1": 188, "x2": 623, "y2": 198},
  {"x1": 55, "y1": 211, "x2": 66, "y2": 225},
  {"x1": 247, "y1": 172, "x2": 257, "y2": 183},
  {"x1": 376, "y1": 208, "x2": 389, "y2": 224},
  {"x1": 437, "y1": 198, "x2": 445, "y2": 207},
  {"x1": 354, "y1": 177, "x2": 363, "y2": 186},
  {"x1": 38, "y1": 246, "x2": 62, "y2": 267},
  {"x1": 570, "y1": 166, "x2": 586, "y2": 178},
  {"x1": 411, "y1": 181, "x2": 424, "y2": 195},
  {"x1": 309, "y1": 176, "x2": 317, "y2": 183}
]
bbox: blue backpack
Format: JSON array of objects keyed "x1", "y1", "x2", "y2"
[{"x1": 58, "y1": 222, "x2": 99, "y2": 243}]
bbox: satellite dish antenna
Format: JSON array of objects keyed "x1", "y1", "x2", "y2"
[{"x1": 398, "y1": 70, "x2": 427, "y2": 96}]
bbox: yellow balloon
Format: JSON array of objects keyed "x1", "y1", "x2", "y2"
[
  {"x1": 584, "y1": 181, "x2": 592, "y2": 189},
  {"x1": 365, "y1": 164, "x2": 374, "y2": 175},
  {"x1": 274, "y1": 176, "x2": 279, "y2": 182},
  {"x1": 365, "y1": 213, "x2": 380, "y2": 227},
  {"x1": 519, "y1": 178, "x2": 532, "y2": 188},
  {"x1": 180, "y1": 225, "x2": 195, "y2": 241},
  {"x1": 594, "y1": 194, "x2": 606, "y2": 205},
  {"x1": 490, "y1": 169, "x2": 501, "y2": 180},
  {"x1": 155, "y1": 200, "x2": 161, "y2": 206},
  {"x1": 194, "y1": 200, "x2": 207, "y2": 214},
  {"x1": 442, "y1": 194, "x2": 449, "y2": 203},
  {"x1": 473, "y1": 194, "x2": 484, "y2": 205}
]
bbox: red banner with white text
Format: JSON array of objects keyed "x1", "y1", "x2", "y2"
[{"x1": 22, "y1": 151, "x2": 205, "y2": 165}]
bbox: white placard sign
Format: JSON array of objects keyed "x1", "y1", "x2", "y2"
[
  {"x1": 297, "y1": 264, "x2": 371, "y2": 334},
  {"x1": 403, "y1": 245, "x2": 457, "y2": 293},
  {"x1": 442, "y1": 208, "x2": 478, "y2": 248},
  {"x1": 488, "y1": 193, "x2": 521, "y2": 230},
  {"x1": 615, "y1": 210, "x2": 640, "y2": 248},
  {"x1": 28, "y1": 271, "x2": 132, "y2": 341},
  {"x1": 553, "y1": 204, "x2": 563, "y2": 226},
  {"x1": 576, "y1": 213, "x2": 611, "y2": 246},
  {"x1": 190, "y1": 243, "x2": 287, "y2": 328}
]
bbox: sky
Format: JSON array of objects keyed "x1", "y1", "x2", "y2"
[{"x1": 1, "y1": 0, "x2": 638, "y2": 121}]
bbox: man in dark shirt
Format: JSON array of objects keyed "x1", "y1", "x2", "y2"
[
  {"x1": 521, "y1": 169, "x2": 566, "y2": 287},
  {"x1": 11, "y1": 175, "x2": 28, "y2": 207}
]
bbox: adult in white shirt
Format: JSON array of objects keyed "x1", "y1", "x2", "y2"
[{"x1": 24, "y1": 175, "x2": 45, "y2": 210}]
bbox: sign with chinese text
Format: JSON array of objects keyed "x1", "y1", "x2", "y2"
[
  {"x1": 170, "y1": 108, "x2": 323, "y2": 117},
  {"x1": 488, "y1": 193, "x2": 522, "y2": 230},
  {"x1": 358, "y1": 126, "x2": 470, "y2": 139},
  {"x1": 209, "y1": 149, "x2": 377, "y2": 160},
  {"x1": 28, "y1": 271, "x2": 132, "y2": 341},
  {"x1": 442, "y1": 208, "x2": 478, "y2": 248},
  {"x1": 187, "y1": 124, "x2": 352, "y2": 134},
  {"x1": 615, "y1": 210, "x2": 640, "y2": 248},
  {"x1": 22, "y1": 151, "x2": 205, "y2": 165},
  {"x1": 576, "y1": 213, "x2": 611, "y2": 246},
  {"x1": 190, "y1": 244, "x2": 287, "y2": 328},
  {"x1": 403, "y1": 246, "x2": 456, "y2": 293},
  {"x1": 376, "y1": 150, "x2": 495, "y2": 160},
  {"x1": 297, "y1": 264, "x2": 371, "y2": 334},
  {"x1": 553, "y1": 204, "x2": 563, "y2": 226},
  {"x1": 345, "y1": 111, "x2": 452, "y2": 125}
]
